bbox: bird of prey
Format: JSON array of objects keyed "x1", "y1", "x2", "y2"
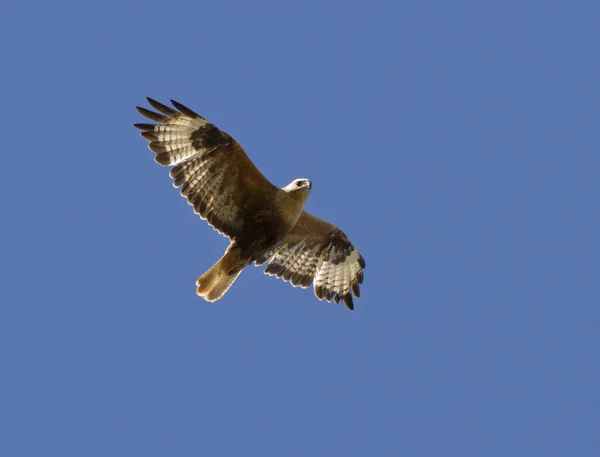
[{"x1": 135, "y1": 98, "x2": 365, "y2": 310}]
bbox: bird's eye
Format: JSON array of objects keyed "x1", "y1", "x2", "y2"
[{"x1": 296, "y1": 180, "x2": 303, "y2": 186}]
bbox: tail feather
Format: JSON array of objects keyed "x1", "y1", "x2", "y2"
[{"x1": 196, "y1": 249, "x2": 244, "y2": 301}]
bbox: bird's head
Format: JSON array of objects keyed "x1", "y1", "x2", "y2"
[
  {"x1": 283, "y1": 178, "x2": 312, "y2": 194},
  {"x1": 282, "y1": 178, "x2": 312, "y2": 205}
]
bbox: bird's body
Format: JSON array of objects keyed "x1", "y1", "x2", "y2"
[
  {"x1": 230, "y1": 181, "x2": 309, "y2": 261},
  {"x1": 135, "y1": 98, "x2": 365, "y2": 310},
  {"x1": 196, "y1": 178, "x2": 312, "y2": 301}
]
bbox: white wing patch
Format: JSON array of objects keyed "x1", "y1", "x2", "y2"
[
  {"x1": 264, "y1": 239, "x2": 321, "y2": 289},
  {"x1": 264, "y1": 235, "x2": 365, "y2": 310},
  {"x1": 314, "y1": 249, "x2": 362, "y2": 306},
  {"x1": 135, "y1": 98, "x2": 245, "y2": 239}
]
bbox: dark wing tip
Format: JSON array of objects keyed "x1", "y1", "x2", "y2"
[
  {"x1": 359, "y1": 254, "x2": 366, "y2": 268},
  {"x1": 134, "y1": 123, "x2": 155, "y2": 131},
  {"x1": 154, "y1": 153, "x2": 171, "y2": 166},
  {"x1": 140, "y1": 131, "x2": 157, "y2": 141},
  {"x1": 357, "y1": 271, "x2": 364, "y2": 284},
  {"x1": 170, "y1": 99, "x2": 205, "y2": 120},
  {"x1": 342, "y1": 294, "x2": 354, "y2": 310},
  {"x1": 146, "y1": 97, "x2": 179, "y2": 116},
  {"x1": 315, "y1": 285, "x2": 324, "y2": 300},
  {"x1": 324, "y1": 288, "x2": 334, "y2": 302},
  {"x1": 136, "y1": 106, "x2": 166, "y2": 123},
  {"x1": 352, "y1": 283, "x2": 360, "y2": 298},
  {"x1": 147, "y1": 142, "x2": 167, "y2": 154}
]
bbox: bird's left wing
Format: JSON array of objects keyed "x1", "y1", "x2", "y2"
[
  {"x1": 259, "y1": 211, "x2": 365, "y2": 310},
  {"x1": 135, "y1": 98, "x2": 278, "y2": 240}
]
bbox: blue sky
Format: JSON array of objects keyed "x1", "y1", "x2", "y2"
[{"x1": 1, "y1": 1, "x2": 599, "y2": 455}]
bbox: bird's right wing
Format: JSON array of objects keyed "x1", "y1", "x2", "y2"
[
  {"x1": 135, "y1": 98, "x2": 277, "y2": 240},
  {"x1": 259, "y1": 211, "x2": 366, "y2": 310}
]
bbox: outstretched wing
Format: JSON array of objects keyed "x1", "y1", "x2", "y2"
[
  {"x1": 260, "y1": 212, "x2": 365, "y2": 310},
  {"x1": 135, "y1": 98, "x2": 277, "y2": 240}
]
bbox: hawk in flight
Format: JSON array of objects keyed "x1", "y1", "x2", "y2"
[{"x1": 135, "y1": 98, "x2": 365, "y2": 310}]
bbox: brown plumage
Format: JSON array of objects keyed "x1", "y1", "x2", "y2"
[{"x1": 135, "y1": 98, "x2": 365, "y2": 310}]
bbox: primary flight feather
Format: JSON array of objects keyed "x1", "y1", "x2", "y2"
[{"x1": 135, "y1": 98, "x2": 365, "y2": 310}]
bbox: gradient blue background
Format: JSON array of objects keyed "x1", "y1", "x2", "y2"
[{"x1": 1, "y1": 1, "x2": 599, "y2": 455}]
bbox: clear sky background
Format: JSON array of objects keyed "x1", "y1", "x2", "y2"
[{"x1": 1, "y1": 1, "x2": 599, "y2": 456}]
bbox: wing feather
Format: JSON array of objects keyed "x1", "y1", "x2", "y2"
[
  {"x1": 263, "y1": 211, "x2": 365, "y2": 310},
  {"x1": 146, "y1": 97, "x2": 179, "y2": 116},
  {"x1": 135, "y1": 99, "x2": 277, "y2": 240}
]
